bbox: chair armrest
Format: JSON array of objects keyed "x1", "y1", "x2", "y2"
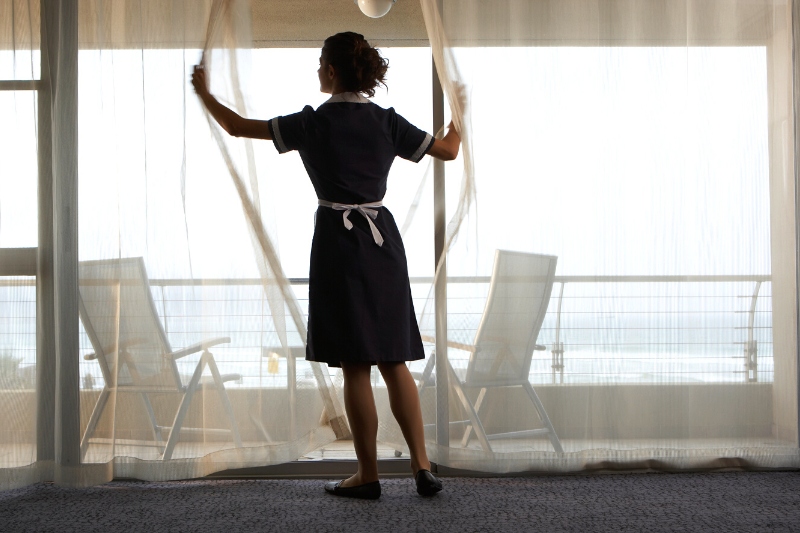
[
  {"x1": 533, "y1": 344, "x2": 547, "y2": 351},
  {"x1": 419, "y1": 335, "x2": 477, "y2": 353},
  {"x1": 168, "y1": 337, "x2": 231, "y2": 360},
  {"x1": 83, "y1": 337, "x2": 150, "y2": 361},
  {"x1": 200, "y1": 373, "x2": 241, "y2": 385}
]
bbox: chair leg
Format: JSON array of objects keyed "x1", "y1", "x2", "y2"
[
  {"x1": 448, "y1": 363, "x2": 492, "y2": 453},
  {"x1": 522, "y1": 381, "x2": 563, "y2": 453},
  {"x1": 162, "y1": 357, "x2": 206, "y2": 461},
  {"x1": 139, "y1": 393, "x2": 164, "y2": 447},
  {"x1": 81, "y1": 388, "x2": 111, "y2": 460},
  {"x1": 204, "y1": 351, "x2": 242, "y2": 448},
  {"x1": 460, "y1": 387, "x2": 487, "y2": 448},
  {"x1": 418, "y1": 352, "x2": 436, "y2": 394}
]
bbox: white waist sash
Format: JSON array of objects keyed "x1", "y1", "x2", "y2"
[{"x1": 318, "y1": 199, "x2": 384, "y2": 247}]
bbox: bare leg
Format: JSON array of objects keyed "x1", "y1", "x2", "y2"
[
  {"x1": 340, "y1": 362, "x2": 379, "y2": 487},
  {"x1": 378, "y1": 362, "x2": 431, "y2": 475}
]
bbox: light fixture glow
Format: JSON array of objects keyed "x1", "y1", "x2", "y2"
[{"x1": 355, "y1": 0, "x2": 396, "y2": 18}]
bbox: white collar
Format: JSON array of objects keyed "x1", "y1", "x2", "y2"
[{"x1": 322, "y1": 92, "x2": 370, "y2": 105}]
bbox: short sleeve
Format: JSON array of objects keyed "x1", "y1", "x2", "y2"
[
  {"x1": 391, "y1": 109, "x2": 435, "y2": 163},
  {"x1": 268, "y1": 105, "x2": 314, "y2": 154}
]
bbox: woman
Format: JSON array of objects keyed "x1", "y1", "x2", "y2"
[{"x1": 192, "y1": 31, "x2": 461, "y2": 500}]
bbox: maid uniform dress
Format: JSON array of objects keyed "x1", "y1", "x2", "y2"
[{"x1": 267, "y1": 92, "x2": 434, "y2": 368}]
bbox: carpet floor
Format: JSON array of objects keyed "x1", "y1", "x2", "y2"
[{"x1": 1, "y1": 471, "x2": 800, "y2": 532}]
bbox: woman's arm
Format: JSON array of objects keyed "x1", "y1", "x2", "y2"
[
  {"x1": 191, "y1": 65, "x2": 273, "y2": 140},
  {"x1": 427, "y1": 121, "x2": 460, "y2": 161}
]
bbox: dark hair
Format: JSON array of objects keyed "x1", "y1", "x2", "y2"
[{"x1": 321, "y1": 32, "x2": 388, "y2": 98}]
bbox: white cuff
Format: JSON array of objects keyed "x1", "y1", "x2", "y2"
[{"x1": 272, "y1": 117, "x2": 288, "y2": 153}]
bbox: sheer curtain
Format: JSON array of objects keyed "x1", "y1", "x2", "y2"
[
  {"x1": 0, "y1": 0, "x2": 349, "y2": 488},
  {"x1": 0, "y1": 0, "x2": 798, "y2": 489},
  {"x1": 380, "y1": 0, "x2": 799, "y2": 472}
]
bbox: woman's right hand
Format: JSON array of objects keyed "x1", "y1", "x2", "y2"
[{"x1": 191, "y1": 65, "x2": 208, "y2": 96}]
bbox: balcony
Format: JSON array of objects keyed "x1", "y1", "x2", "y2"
[{"x1": 0, "y1": 271, "x2": 783, "y2": 468}]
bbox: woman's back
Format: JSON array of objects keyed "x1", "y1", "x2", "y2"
[{"x1": 270, "y1": 93, "x2": 433, "y2": 204}]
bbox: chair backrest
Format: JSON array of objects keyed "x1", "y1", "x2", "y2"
[
  {"x1": 79, "y1": 257, "x2": 178, "y2": 387},
  {"x1": 466, "y1": 251, "x2": 557, "y2": 384}
]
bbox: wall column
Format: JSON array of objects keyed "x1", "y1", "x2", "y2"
[
  {"x1": 769, "y1": 0, "x2": 797, "y2": 444},
  {"x1": 42, "y1": 0, "x2": 81, "y2": 476}
]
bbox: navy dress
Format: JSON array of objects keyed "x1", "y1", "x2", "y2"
[{"x1": 268, "y1": 92, "x2": 434, "y2": 367}]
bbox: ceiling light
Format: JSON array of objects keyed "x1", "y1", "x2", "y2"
[{"x1": 355, "y1": 0, "x2": 396, "y2": 18}]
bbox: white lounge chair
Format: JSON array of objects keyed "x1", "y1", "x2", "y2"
[
  {"x1": 78, "y1": 257, "x2": 242, "y2": 460},
  {"x1": 417, "y1": 250, "x2": 563, "y2": 453}
]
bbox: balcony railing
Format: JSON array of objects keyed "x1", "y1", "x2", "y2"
[{"x1": 0, "y1": 274, "x2": 773, "y2": 389}]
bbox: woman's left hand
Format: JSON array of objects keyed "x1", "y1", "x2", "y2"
[{"x1": 191, "y1": 65, "x2": 208, "y2": 95}]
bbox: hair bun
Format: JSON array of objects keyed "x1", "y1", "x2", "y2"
[{"x1": 322, "y1": 32, "x2": 388, "y2": 98}]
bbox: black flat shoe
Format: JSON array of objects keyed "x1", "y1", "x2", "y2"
[
  {"x1": 415, "y1": 469, "x2": 443, "y2": 496},
  {"x1": 324, "y1": 480, "x2": 381, "y2": 500}
]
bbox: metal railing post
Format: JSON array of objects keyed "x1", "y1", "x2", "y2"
[
  {"x1": 746, "y1": 281, "x2": 762, "y2": 382},
  {"x1": 551, "y1": 282, "x2": 565, "y2": 384}
]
